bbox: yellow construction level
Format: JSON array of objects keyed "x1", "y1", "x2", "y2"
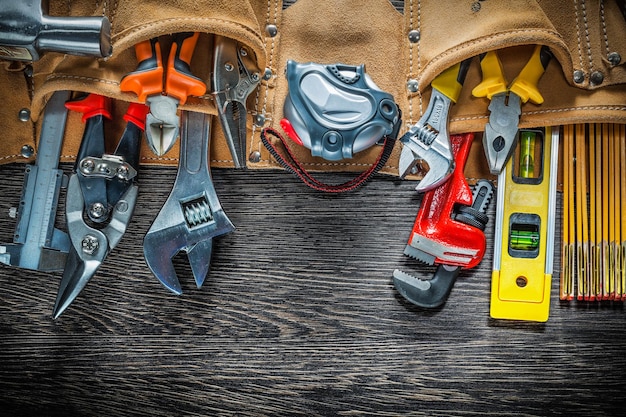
[{"x1": 490, "y1": 126, "x2": 559, "y2": 322}]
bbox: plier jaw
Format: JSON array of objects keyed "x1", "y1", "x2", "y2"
[
  {"x1": 212, "y1": 35, "x2": 261, "y2": 168},
  {"x1": 121, "y1": 32, "x2": 207, "y2": 157},
  {"x1": 473, "y1": 46, "x2": 552, "y2": 174}
]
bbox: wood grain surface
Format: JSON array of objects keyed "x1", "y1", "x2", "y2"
[{"x1": 0, "y1": 163, "x2": 625, "y2": 416}]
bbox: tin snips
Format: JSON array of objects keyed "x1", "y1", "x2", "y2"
[{"x1": 54, "y1": 94, "x2": 148, "y2": 318}]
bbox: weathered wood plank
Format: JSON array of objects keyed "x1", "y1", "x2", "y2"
[{"x1": 0, "y1": 163, "x2": 625, "y2": 416}]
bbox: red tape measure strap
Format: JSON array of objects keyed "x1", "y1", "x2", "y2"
[{"x1": 260, "y1": 127, "x2": 396, "y2": 193}]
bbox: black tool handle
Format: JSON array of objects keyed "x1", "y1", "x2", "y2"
[{"x1": 38, "y1": 15, "x2": 112, "y2": 58}]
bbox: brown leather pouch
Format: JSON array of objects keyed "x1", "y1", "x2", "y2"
[
  {"x1": 2, "y1": 0, "x2": 267, "y2": 166},
  {"x1": 1, "y1": 0, "x2": 625, "y2": 178},
  {"x1": 249, "y1": 0, "x2": 626, "y2": 182}
]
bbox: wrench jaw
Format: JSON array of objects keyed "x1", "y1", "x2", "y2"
[
  {"x1": 394, "y1": 134, "x2": 495, "y2": 309},
  {"x1": 398, "y1": 89, "x2": 455, "y2": 192},
  {"x1": 393, "y1": 265, "x2": 461, "y2": 309},
  {"x1": 143, "y1": 209, "x2": 235, "y2": 295},
  {"x1": 143, "y1": 110, "x2": 235, "y2": 294}
]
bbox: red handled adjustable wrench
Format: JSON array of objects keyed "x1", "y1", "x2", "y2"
[{"x1": 393, "y1": 133, "x2": 494, "y2": 308}]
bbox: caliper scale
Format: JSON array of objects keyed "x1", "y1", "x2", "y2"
[{"x1": 0, "y1": 90, "x2": 71, "y2": 271}]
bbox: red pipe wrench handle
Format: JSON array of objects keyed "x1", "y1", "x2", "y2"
[{"x1": 407, "y1": 133, "x2": 486, "y2": 269}]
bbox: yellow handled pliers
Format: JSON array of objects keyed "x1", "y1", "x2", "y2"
[{"x1": 472, "y1": 45, "x2": 552, "y2": 174}]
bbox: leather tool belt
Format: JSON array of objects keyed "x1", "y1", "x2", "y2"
[{"x1": 1, "y1": 0, "x2": 625, "y2": 183}]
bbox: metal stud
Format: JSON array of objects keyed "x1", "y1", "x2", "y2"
[
  {"x1": 265, "y1": 24, "x2": 278, "y2": 37},
  {"x1": 608, "y1": 52, "x2": 621, "y2": 66},
  {"x1": 407, "y1": 79, "x2": 419, "y2": 93},
  {"x1": 471, "y1": 2, "x2": 481, "y2": 12},
  {"x1": 254, "y1": 114, "x2": 266, "y2": 127},
  {"x1": 20, "y1": 144, "x2": 34, "y2": 158},
  {"x1": 18, "y1": 108, "x2": 30, "y2": 122},
  {"x1": 408, "y1": 30, "x2": 420, "y2": 43},
  {"x1": 573, "y1": 70, "x2": 585, "y2": 84},
  {"x1": 249, "y1": 151, "x2": 261, "y2": 163},
  {"x1": 590, "y1": 71, "x2": 604, "y2": 85},
  {"x1": 263, "y1": 68, "x2": 273, "y2": 81}
]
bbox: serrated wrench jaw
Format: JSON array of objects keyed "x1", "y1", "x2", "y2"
[
  {"x1": 393, "y1": 265, "x2": 461, "y2": 309},
  {"x1": 398, "y1": 89, "x2": 455, "y2": 192}
]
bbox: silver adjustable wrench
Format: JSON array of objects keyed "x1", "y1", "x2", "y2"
[
  {"x1": 212, "y1": 35, "x2": 261, "y2": 168},
  {"x1": 0, "y1": 90, "x2": 70, "y2": 271},
  {"x1": 143, "y1": 111, "x2": 235, "y2": 294},
  {"x1": 399, "y1": 59, "x2": 471, "y2": 192}
]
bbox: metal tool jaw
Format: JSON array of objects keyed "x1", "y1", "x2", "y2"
[
  {"x1": 143, "y1": 111, "x2": 235, "y2": 295},
  {"x1": 398, "y1": 88, "x2": 455, "y2": 192},
  {"x1": 393, "y1": 133, "x2": 494, "y2": 308},
  {"x1": 145, "y1": 95, "x2": 180, "y2": 157},
  {"x1": 0, "y1": 90, "x2": 70, "y2": 272},
  {"x1": 53, "y1": 96, "x2": 146, "y2": 318},
  {"x1": 212, "y1": 35, "x2": 261, "y2": 168},
  {"x1": 53, "y1": 175, "x2": 138, "y2": 318},
  {"x1": 483, "y1": 92, "x2": 522, "y2": 174}
]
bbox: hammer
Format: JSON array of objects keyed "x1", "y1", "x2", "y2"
[{"x1": 0, "y1": 0, "x2": 111, "y2": 61}]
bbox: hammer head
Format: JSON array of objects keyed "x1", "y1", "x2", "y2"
[{"x1": 0, "y1": 1, "x2": 111, "y2": 61}]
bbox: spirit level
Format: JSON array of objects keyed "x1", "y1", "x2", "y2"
[{"x1": 490, "y1": 126, "x2": 559, "y2": 322}]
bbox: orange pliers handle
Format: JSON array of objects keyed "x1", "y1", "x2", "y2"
[{"x1": 120, "y1": 32, "x2": 206, "y2": 104}]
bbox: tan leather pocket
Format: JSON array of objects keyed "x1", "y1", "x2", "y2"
[
  {"x1": 251, "y1": 0, "x2": 626, "y2": 182},
  {"x1": 27, "y1": 0, "x2": 266, "y2": 167}
]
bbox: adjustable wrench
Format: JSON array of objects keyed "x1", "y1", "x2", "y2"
[
  {"x1": 0, "y1": 90, "x2": 70, "y2": 271},
  {"x1": 393, "y1": 133, "x2": 494, "y2": 308},
  {"x1": 399, "y1": 59, "x2": 471, "y2": 192},
  {"x1": 143, "y1": 111, "x2": 235, "y2": 294}
]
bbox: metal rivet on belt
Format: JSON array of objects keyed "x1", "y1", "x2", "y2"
[
  {"x1": 254, "y1": 114, "x2": 266, "y2": 126},
  {"x1": 590, "y1": 71, "x2": 604, "y2": 85},
  {"x1": 471, "y1": 2, "x2": 481, "y2": 12},
  {"x1": 263, "y1": 68, "x2": 273, "y2": 81},
  {"x1": 18, "y1": 108, "x2": 30, "y2": 122},
  {"x1": 573, "y1": 70, "x2": 585, "y2": 84},
  {"x1": 20, "y1": 144, "x2": 34, "y2": 158},
  {"x1": 408, "y1": 30, "x2": 420, "y2": 43},
  {"x1": 608, "y1": 52, "x2": 621, "y2": 66},
  {"x1": 249, "y1": 151, "x2": 261, "y2": 163},
  {"x1": 407, "y1": 79, "x2": 419, "y2": 93},
  {"x1": 265, "y1": 24, "x2": 278, "y2": 37}
]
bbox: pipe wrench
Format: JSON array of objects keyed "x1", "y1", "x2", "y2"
[
  {"x1": 120, "y1": 32, "x2": 206, "y2": 157},
  {"x1": 393, "y1": 133, "x2": 494, "y2": 308},
  {"x1": 472, "y1": 45, "x2": 552, "y2": 174},
  {"x1": 53, "y1": 94, "x2": 148, "y2": 318},
  {"x1": 143, "y1": 111, "x2": 235, "y2": 295},
  {"x1": 212, "y1": 35, "x2": 261, "y2": 168},
  {"x1": 399, "y1": 59, "x2": 471, "y2": 192},
  {"x1": 0, "y1": 90, "x2": 70, "y2": 272}
]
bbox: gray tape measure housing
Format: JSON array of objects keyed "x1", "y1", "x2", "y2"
[{"x1": 283, "y1": 60, "x2": 400, "y2": 161}]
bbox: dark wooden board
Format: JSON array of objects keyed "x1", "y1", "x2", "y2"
[{"x1": 1, "y1": 163, "x2": 625, "y2": 416}]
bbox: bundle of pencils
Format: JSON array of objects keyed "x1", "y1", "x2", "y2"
[{"x1": 561, "y1": 123, "x2": 626, "y2": 301}]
